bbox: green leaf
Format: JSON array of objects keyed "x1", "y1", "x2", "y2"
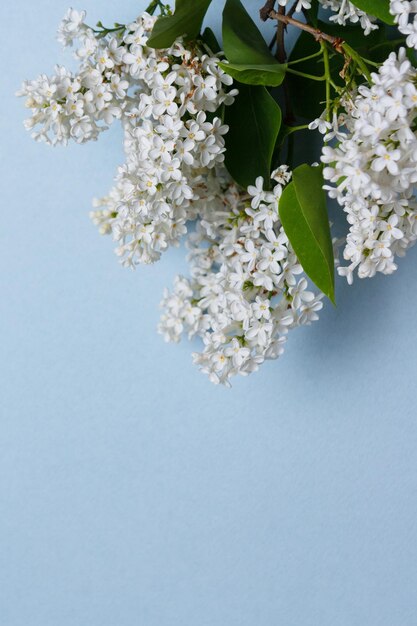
[
  {"x1": 286, "y1": 35, "x2": 324, "y2": 120},
  {"x1": 367, "y1": 33, "x2": 409, "y2": 63},
  {"x1": 201, "y1": 26, "x2": 221, "y2": 53},
  {"x1": 222, "y1": 0, "x2": 286, "y2": 85},
  {"x1": 147, "y1": 0, "x2": 213, "y2": 48},
  {"x1": 218, "y1": 61, "x2": 286, "y2": 86},
  {"x1": 349, "y1": 0, "x2": 395, "y2": 24},
  {"x1": 224, "y1": 83, "x2": 281, "y2": 189},
  {"x1": 279, "y1": 164, "x2": 335, "y2": 303},
  {"x1": 223, "y1": 0, "x2": 276, "y2": 64}
]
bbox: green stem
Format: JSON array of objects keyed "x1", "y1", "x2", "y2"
[
  {"x1": 286, "y1": 124, "x2": 310, "y2": 134},
  {"x1": 329, "y1": 77, "x2": 341, "y2": 92},
  {"x1": 369, "y1": 38, "x2": 405, "y2": 52},
  {"x1": 286, "y1": 67, "x2": 325, "y2": 81},
  {"x1": 287, "y1": 49, "x2": 323, "y2": 66},
  {"x1": 342, "y1": 42, "x2": 372, "y2": 81},
  {"x1": 146, "y1": 0, "x2": 169, "y2": 15},
  {"x1": 321, "y1": 41, "x2": 331, "y2": 122},
  {"x1": 91, "y1": 22, "x2": 126, "y2": 39},
  {"x1": 360, "y1": 56, "x2": 381, "y2": 68}
]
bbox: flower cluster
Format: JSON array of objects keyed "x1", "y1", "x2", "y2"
[
  {"x1": 390, "y1": 0, "x2": 417, "y2": 49},
  {"x1": 18, "y1": 9, "x2": 234, "y2": 151},
  {"x1": 90, "y1": 32, "x2": 236, "y2": 265},
  {"x1": 320, "y1": 0, "x2": 377, "y2": 34},
  {"x1": 18, "y1": 9, "x2": 130, "y2": 144},
  {"x1": 276, "y1": 0, "x2": 377, "y2": 34},
  {"x1": 321, "y1": 49, "x2": 417, "y2": 283},
  {"x1": 21, "y1": 9, "x2": 237, "y2": 265},
  {"x1": 159, "y1": 168, "x2": 324, "y2": 386}
]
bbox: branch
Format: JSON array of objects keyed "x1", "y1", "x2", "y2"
[
  {"x1": 275, "y1": 7, "x2": 294, "y2": 124},
  {"x1": 276, "y1": 6, "x2": 286, "y2": 63},
  {"x1": 268, "y1": 9, "x2": 344, "y2": 51},
  {"x1": 260, "y1": 0, "x2": 276, "y2": 22},
  {"x1": 287, "y1": 0, "x2": 300, "y2": 18}
]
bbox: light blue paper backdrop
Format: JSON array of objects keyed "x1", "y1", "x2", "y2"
[{"x1": 1, "y1": 1, "x2": 417, "y2": 624}]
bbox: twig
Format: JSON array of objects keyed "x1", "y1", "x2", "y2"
[
  {"x1": 276, "y1": 6, "x2": 287, "y2": 64},
  {"x1": 260, "y1": 0, "x2": 276, "y2": 22},
  {"x1": 274, "y1": 7, "x2": 295, "y2": 125},
  {"x1": 287, "y1": 0, "x2": 300, "y2": 18},
  {"x1": 268, "y1": 9, "x2": 344, "y2": 51}
]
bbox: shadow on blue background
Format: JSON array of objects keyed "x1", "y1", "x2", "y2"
[{"x1": 0, "y1": 1, "x2": 416, "y2": 625}]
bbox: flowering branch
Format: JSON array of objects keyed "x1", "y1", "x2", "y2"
[{"x1": 17, "y1": 0, "x2": 417, "y2": 386}]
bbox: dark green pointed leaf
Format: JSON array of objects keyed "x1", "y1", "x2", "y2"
[
  {"x1": 221, "y1": 0, "x2": 286, "y2": 86},
  {"x1": 201, "y1": 26, "x2": 221, "y2": 53},
  {"x1": 368, "y1": 33, "x2": 410, "y2": 63},
  {"x1": 349, "y1": 0, "x2": 394, "y2": 24},
  {"x1": 224, "y1": 83, "x2": 281, "y2": 189},
  {"x1": 279, "y1": 164, "x2": 335, "y2": 303},
  {"x1": 218, "y1": 61, "x2": 286, "y2": 86},
  {"x1": 147, "y1": 0, "x2": 213, "y2": 48}
]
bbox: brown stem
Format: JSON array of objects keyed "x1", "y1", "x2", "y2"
[
  {"x1": 274, "y1": 6, "x2": 295, "y2": 124},
  {"x1": 260, "y1": 0, "x2": 276, "y2": 22},
  {"x1": 268, "y1": 9, "x2": 344, "y2": 51},
  {"x1": 276, "y1": 6, "x2": 286, "y2": 63},
  {"x1": 287, "y1": 0, "x2": 300, "y2": 18}
]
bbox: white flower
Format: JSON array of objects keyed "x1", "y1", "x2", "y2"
[
  {"x1": 379, "y1": 215, "x2": 404, "y2": 240},
  {"x1": 152, "y1": 87, "x2": 178, "y2": 117},
  {"x1": 193, "y1": 74, "x2": 217, "y2": 102},
  {"x1": 390, "y1": 0, "x2": 417, "y2": 50},
  {"x1": 277, "y1": 0, "x2": 312, "y2": 12},
  {"x1": 288, "y1": 278, "x2": 315, "y2": 309},
  {"x1": 319, "y1": 0, "x2": 378, "y2": 35},
  {"x1": 271, "y1": 164, "x2": 291, "y2": 185},
  {"x1": 224, "y1": 339, "x2": 250, "y2": 368},
  {"x1": 257, "y1": 243, "x2": 284, "y2": 274},
  {"x1": 371, "y1": 145, "x2": 401, "y2": 175},
  {"x1": 252, "y1": 297, "x2": 271, "y2": 320},
  {"x1": 299, "y1": 299, "x2": 323, "y2": 324},
  {"x1": 309, "y1": 115, "x2": 332, "y2": 135},
  {"x1": 123, "y1": 44, "x2": 146, "y2": 77},
  {"x1": 240, "y1": 239, "x2": 258, "y2": 271},
  {"x1": 109, "y1": 75, "x2": 129, "y2": 99},
  {"x1": 57, "y1": 8, "x2": 86, "y2": 47},
  {"x1": 247, "y1": 176, "x2": 266, "y2": 209}
]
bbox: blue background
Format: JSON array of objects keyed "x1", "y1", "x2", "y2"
[{"x1": 1, "y1": 1, "x2": 417, "y2": 624}]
